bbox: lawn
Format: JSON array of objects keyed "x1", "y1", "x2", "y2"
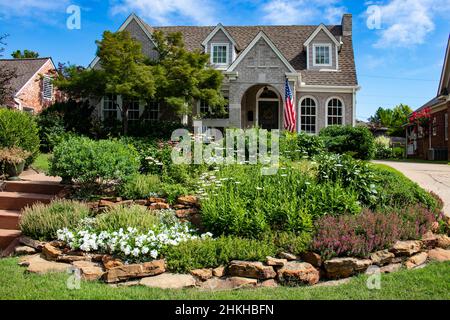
[{"x1": 0, "y1": 257, "x2": 449, "y2": 300}]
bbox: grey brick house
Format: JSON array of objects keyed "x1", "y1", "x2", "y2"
[{"x1": 90, "y1": 13, "x2": 359, "y2": 133}]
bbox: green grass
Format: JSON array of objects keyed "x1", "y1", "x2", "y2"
[
  {"x1": 31, "y1": 153, "x2": 51, "y2": 173},
  {"x1": 0, "y1": 257, "x2": 449, "y2": 300}
]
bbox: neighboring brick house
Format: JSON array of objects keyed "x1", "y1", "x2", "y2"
[
  {"x1": 406, "y1": 36, "x2": 450, "y2": 161},
  {"x1": 0, "y1": 57, "x2": 58, "y2": 113},
  {"x1": 90, "y1": 13, "x2": 359, "y2": 133}
]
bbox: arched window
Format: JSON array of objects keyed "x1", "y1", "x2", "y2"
[
  {"x1": 327, "y1": 98, "x2": 344, "y2": 125},
  {"x1": 299, "y1": 97, "x2": 317, "y2": 134}
]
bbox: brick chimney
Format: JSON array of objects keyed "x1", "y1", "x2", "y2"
[{"x1": 342, "y1": 14, "x2": 352, "y2": 36}]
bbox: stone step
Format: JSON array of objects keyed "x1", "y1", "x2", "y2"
[
  {"x1": 0, "y1": 192, "x2": 54, "y2": 210},
  {"x1": 2, "y1": 181, "x2": 64, "y2": 195},
  {"x1": 0, "y1": 209, "x2": 21, "y2": 230},
  {"x1": 0, "y1": 229, "x2": 21, "y2": 251}
]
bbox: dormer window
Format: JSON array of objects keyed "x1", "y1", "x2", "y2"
[
  {"x1": 313, "y1": 44, "x2": 331, "y2": 66},
  {"x1": 211, "y1": 43, "x2": 229, "y2": 66}
]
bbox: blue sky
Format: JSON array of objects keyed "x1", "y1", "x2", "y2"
[{"x1": 0, "y1": 0, "x2": 449, "y2": 120}]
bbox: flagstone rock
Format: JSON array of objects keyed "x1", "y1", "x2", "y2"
[
  {"x1": 190, "y1": 268, "x2": 213, "y2": 281},
  {"x1": 390, "y1": 241, "x2": 422, "y2": 257},
  {"x1": 103, "y1": 259, "x2": 166, "y2": 283},
  {"x1": 266, "y1": 256, "x2": 287, "y2": 267},
  {"x1": 370, "y1": 250, "x2": 395, "y2": 266},
  {"x1": 133, "y1": 200, "x2": 148, "y2": 206},
  {"x1": 102, "y1": 255, "x2": 124, "y2": 270},
  {"x1": 199, "y1": 277, "x2": 257, "y2": 291},
  {"x1": 380, "y1": 263, "x2": 402, "y2": 274},
  {"x1": 175, "y1": 208, "x2": 199, "y2": 218},
  {"x1": 19, "y1": 236, "x2": 44, "y2": 251},
  {"x1": 98, "y1": 199, "x2": 116, "y2": 208},
  {"x1": 227, "y1": 261, "x2": 276, "y2": 280},
  {"x1": 42, "y1": 243, "x2": 62, "y2": 261},
  {"x1": 260, "y1": 279, "x2": 278, "y2": 288},
  {"x1": 14, "y1": 246, "x2": 36, "y2": 255},
  {"x1": 22, "y1": 254, "x2": 71, "y2": 274},
  {"x1": 421, "y1": 231, "x2": 438, "y2": 249},
  {"x1": 277, "y1": 262, "x2": 320, "y2": 286},
  {"x1": 428, "y1": 248, "x2": 450, "y2": 262},
  {"x1": 148, "y1": 197, "x2": 167, "y2": 204},
  {"x1": 149, "y1": 202, "x2": 170, "y2": 210},
  {"x1": 56, "y1": 254, "x2": 92, "y2": 263},
  {"x1": 140, "y1": 273, "x2": 196, "y2": 289},
  {"x1": 279, "y1": 252, "x2": 297, "y2": 261},
  {"x1": 405, "y1": 252, "x2": 428, "y2": 269},
  {"x1": 177, "y1": 196, "x2": 199, "y2": 207},
  {"x1": 72, "y1": 261, "x2": 105, "y2": 281},
  {"x1": 299, "y1": 252, "x2": 322, "y2": 267},
  {"x1": 324, "y1": 257, "x2": 372, "y2": 279},
  {"x1": 213, "y1": 266, "x2": 225, "y2": 277},
  {"x1": 436, "y1": 234, "x2": 450, "y2": 249}
]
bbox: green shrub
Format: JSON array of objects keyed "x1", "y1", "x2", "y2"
[
  {"x1": 160, "y1": 183, "x2": 191, "y2": 204},
  {"x1": 94, "y1": 205, "x2": 162, "y2": 232},
  {"x1": 0, "y1": 108, "x2": 40, "y2": 166},
  {"x1": 280, "y1": 131, "x2": 325, "y2": 160},
  {"x1": 118, "y1": 174, "x2": 161, "y2": 200},
  {"x1": 49, "y1": 137, "x2": 140, "y2": 185},
  {"x1": 165, "y1": 236, "x2": 277, "y2": 273},
  {"x1": 268, "y1": 231, "x2": 312, "y2": 256},
  {"x1": 19, "y1": 200, "x2": 91, "y2": 241},
  {"x1": 315, "y1": 153, "x2": 379, "y2": 207},
  {"x1": 392, "y1": 147, "x2": 404, "y2": 159},
  {"x1": 373, "y1": 164, "x2": 439, "y2": 212},
  {"x1": 319, "y1": 125, "x2": 375, "y2": 160},
  {"x1": 36, "y1": 109, "x2": 66, "y2": 152},
  {"x1": 374, "y1": 136, "x2": 393, "y2": 159}
]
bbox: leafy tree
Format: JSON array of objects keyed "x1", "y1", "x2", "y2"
[
  {"x1": 151, "y1": 30, "x2": 226, "y2": 116},
  {"x1": 11, "y1": 49, "x2": 39, "y2": 59},
  {"x1": 0, "y1": 34, "x2": 17, "y2": 105},
  {"x1": 55, "y1": 30, "x2": 225, "y2": 135},
  {"x1": 369, "y1": 104, "x2": 412, "y2": 137}
]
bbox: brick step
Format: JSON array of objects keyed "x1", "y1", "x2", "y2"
[
  {"x1": 2, "y1": 181, "x2": 63, "y2": 195},
  {"x1": 0, "y1": 229, "x2": 21, "y2": 251},
  {"x1": 0, "y1": 209, "x2": 21, "y2": 230},
  {"x1": 0, "y1": 192, "x2": 54, "y2": 210}
]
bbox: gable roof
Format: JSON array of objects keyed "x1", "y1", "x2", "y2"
[
  {"x1": 438, "y1": 35, "x2": 450, "y2": 96},
  {"x1": 303, "y1": 24, "x2": 341, "y2": 47},
  {"x1": 228, "y1": 31, "x2": 296, "y2": 73},
  {"x1": 0, "y1": 58, "x2": 53, "y2": 95},
  {"x1": 201, "y1": 23, "x2": 238, "y2": 49},
  {"x1": 150, "y1": 23, "x2": 357, "y2": 86}
]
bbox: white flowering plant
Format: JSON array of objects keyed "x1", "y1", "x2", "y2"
[{"x1": 56, "y1": 215, "x2": 213, "y2": 262}]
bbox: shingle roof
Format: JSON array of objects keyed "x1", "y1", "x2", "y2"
[
  {"x1": 0, "y1": 58, "x2": 51, "y2": 95},
  {"x1": 150, "y1": 24, "x2": 357, "y2": 86}
]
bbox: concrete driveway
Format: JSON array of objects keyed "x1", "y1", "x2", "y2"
[{"x1": 374, "y1": 161, "x2": 450, "y2": 217}]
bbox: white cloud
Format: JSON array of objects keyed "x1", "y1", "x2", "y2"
[
  {"x1": 0, "y1": 0, "x2": 69, "y2": 19},
  {"x1": 261, "y1": 0, "x2": 346, "y2": 25},
  {"x1": 111, "y1": 0, "x2": 217, "y2": 25},
  {"x1": 370, "y1": 0, "x2": 450, "y2": 48}
]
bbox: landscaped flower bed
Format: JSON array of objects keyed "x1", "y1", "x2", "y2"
[{"x1": 11, "y1": 130, "x2": 450, "y2": 290}]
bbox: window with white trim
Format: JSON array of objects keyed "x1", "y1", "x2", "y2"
[
  {"x1": 42, "y1": 76, "x2": 53, "y2": 100},
  {"x1": 199, "y1": 100, "x2": 211, "y2": 114},
  {"x1": 327, "y1": 98, "x2": 343, "y2": 125},
  {"x1": 211, "y1": 44, "x2": 228, "y2": 65},
  {"x1": 124, "y1": 99, "x2": 140, "y2": 121},
  {"x1": 144, "y1": 100, "x2": 159, "y2": 121},
  {"x1": 432, "y1": 117, "x2": 437, "y2": 136},
  {"x1": 299, "y1": 97, "x2": 317, "y2": 134},
  {"x1": 103, "y1": 94, "x2": 118, "y2": 120},
  {"x1": 445, "y1": 113, "x2": 448, "y2": 141},
  {"x1": 313, "y1": 44, "x2": 331, "y2": 66}
]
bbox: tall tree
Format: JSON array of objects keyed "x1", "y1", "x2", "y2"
[
  {"x1": 11, "y1": 49, "x2": 39, "y2": 59},
  {"x1": 369, "y1": 104, "x2": 412, "y2": 137},
  {"x1": 0, "y1": 34, "x2": 17, "y2": 105}
]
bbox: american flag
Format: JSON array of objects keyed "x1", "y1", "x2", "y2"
[{"x1": 284, "y1": 79, "x2": 296, "y2": 132}]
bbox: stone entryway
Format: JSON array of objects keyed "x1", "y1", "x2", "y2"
[
  {"x1": 373, "y1": 161, "x2": 450, "y2": 217},
  {"x1": 0, "y1": 171, "x2": 63, "y2": 255}
]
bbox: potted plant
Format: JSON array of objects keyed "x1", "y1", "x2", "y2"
[{"x1": 0, "y1": 147, "x2": 31, "y2": 181}]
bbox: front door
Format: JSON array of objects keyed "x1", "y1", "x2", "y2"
[{"x1": 258, "y1": 101, "x2": 279, "y2": 130}]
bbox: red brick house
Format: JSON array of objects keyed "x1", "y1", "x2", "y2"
[
  {"x1": 406, "y1": 36, "x2": 450, "y2": 161},
  {"x1": 0, "y1": 57, "x2": 58, "y2": 113}
]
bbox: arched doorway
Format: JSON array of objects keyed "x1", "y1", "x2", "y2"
[{"x1": 240, "y1": 85, "x2": 282, "y2": 130}]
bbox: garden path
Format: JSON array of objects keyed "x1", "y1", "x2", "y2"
[{"x1": 374, "y1": 161, "x2": 450, "y2": 217}]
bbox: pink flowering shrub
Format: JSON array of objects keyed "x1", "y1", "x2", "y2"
[{"x1": 311, "y1": 205, "x2": 436, "y2": 260}]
